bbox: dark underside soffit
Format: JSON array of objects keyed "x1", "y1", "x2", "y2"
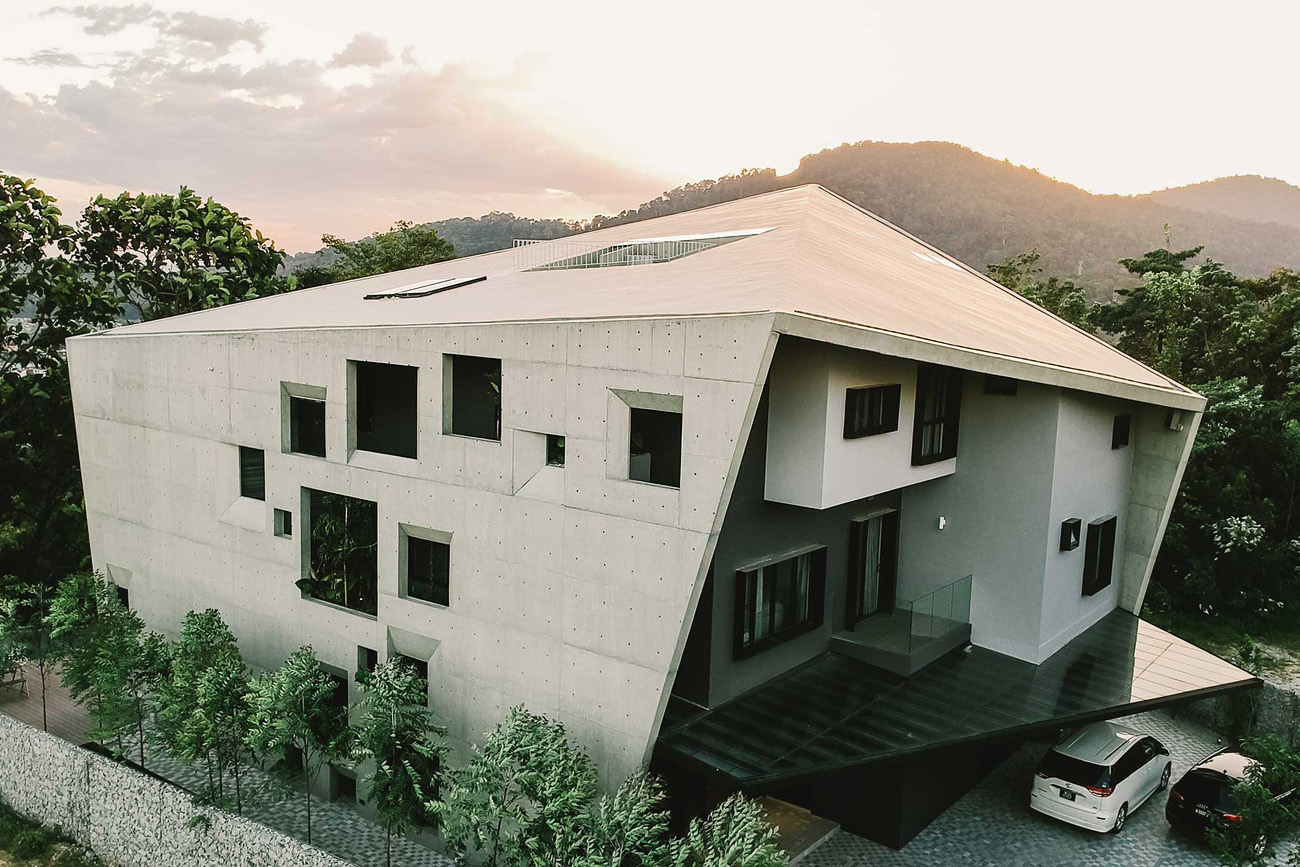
[{"x1": 656, "y1": 611, "x2": 1259, "y2": 787}]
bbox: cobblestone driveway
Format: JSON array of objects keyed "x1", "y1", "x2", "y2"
[{"x1": 801, "y1": 709, "x2": 1292, "y2": 867}]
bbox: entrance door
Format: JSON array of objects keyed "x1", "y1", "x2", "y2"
[{"x1": 848, "y1": 511, "x2": 899, "y2": 627}]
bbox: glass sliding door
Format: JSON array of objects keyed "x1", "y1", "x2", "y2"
[{"x1": 849, "y1": 511, "x2": 899, "y2": 627}]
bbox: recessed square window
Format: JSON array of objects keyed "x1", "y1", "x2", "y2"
[
  {"x1": 844, "y1": 384, "x2": 901, "y2": 438},
  {"x1": 274, "y1": 508, "x2": 293, "y2": 538},
  {"x1": 1060, "y1": 518, "x2": 1081, "y2": 552},
  {"x1": 290, "y1": 396, "x2": 327, "y2": 457},
  {"x1": 1112, "y1": 414, "x2": 1132, "y2": 449},
  {"x1": 1082, "y1": 515, "x2": 1118, "y2": 596},
  {"x1": 444, "y1": 354, "x2": 501, "y2": 441},
  {"x1": 238, "y1": 446, "x2": 265, "y2": 500},
  {"x1": 546, "y1": 434, "x2": 566, "y2": 467},
  {"x1": 984, "y1": 374, "x2": 1018, "y2": 396},
  {"x1": 114, "y1": 584, "x2": 130, "y2": 610},
  {"x1": 397, "y1": 653, "x2": 429, "y2": 698},
  {"x1": 356, "y1": 645, "x2": 378, "y2": 681},
  {"x1": 404, "y1": 534, "x2": 450, "y2": 607},
  {"x1": 354, "y1": 361, "x2": 418, "y2": 459},
  {"x1": 629, "y1": 407, "x2": 683, "y2": 487}
]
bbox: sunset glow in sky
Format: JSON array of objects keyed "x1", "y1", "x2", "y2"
[{"x1": 2, "y1": 0, "x2": 1296, "y2": 251}]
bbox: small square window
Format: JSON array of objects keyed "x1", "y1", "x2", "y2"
[
  {"x1": 274, "y1": 508, "x2": 293, "y2": 538},
  {"x1": 1060, "y1": 518, "x2": 1081, "y2": 552},
  {"x1": 1112, "y1": 414, "x2": 1132, "y2": 449},
  {"x1": 290, "y1": 396, "x2": 327, "y2": 457},
  {"x1": 356, "y1": 645, "x2": 378, "y2": 681},
  {"x1": 844, "y1": 384, "x2": 901, "y2": 438},
  {"x1": 406, "y1": 535, "x2": 450, "y2": 607},
  {"x1": 984, "y1": 375, "x2": 1018, "y2": 396},
  {"x1": 546, "y1": 434, "x2": 566, "y2": 467},
  {"x1": 630, "y1": 407, "x2": 682, "y2": 487},
  {"x1": 238, "y1": 446, "x2": 265, "y2": 500}
]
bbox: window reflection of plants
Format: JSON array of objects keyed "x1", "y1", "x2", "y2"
[{"x1": 297, "y1": 490, "x2": 378, "y2": 616}]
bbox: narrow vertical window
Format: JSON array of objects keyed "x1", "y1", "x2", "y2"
[
  {"x1": 1082, "y1": 515, "x2": 1118, "y2": 596},
  {"x1": 405, "y1": 535, "x2": 451, "y2": 607},
  {"x1": 1112, "y1": 414, "x2": 1132, "y2": 449},
  {"x1": 912, "y1": 365, "x2": 963, "y2": 465},
  {"x1": 238, "y1": 446, "x2": 265, "y2": 500},
  {"x1": 289, "y1": 396, "x2": 327, "y2": 457}
]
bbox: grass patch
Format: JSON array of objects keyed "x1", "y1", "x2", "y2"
[
  {"x1": 0, "y1": 802, "x2": 102, "y2": 867},
  {"x1": 1146, "y1": 607, "x2": 1300, "y2": 675}
]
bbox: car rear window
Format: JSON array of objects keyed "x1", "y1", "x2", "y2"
[
  {"x1": 1175, "y1": 770, "x2": 1238, "y2": 811},
  {"x1": 1039, "y1": 750, "x2": 1110, "y2": 788}
]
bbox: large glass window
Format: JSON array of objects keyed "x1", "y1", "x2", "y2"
[
  {"x1": 446, "y1": 354, "x2": 501, "y2": 440},
  {"x1": 354, "y1": 361, "x2": 418, "y2": 458},
  {"x1": 912, "y1": 365, "x2": 963, "y2": 465},
  {"x1": 734, "y1": 548, "x2": 826, "y2": 658},
  {"x1": 301, "y1": 489, "x2": 378, "y2": 615}
]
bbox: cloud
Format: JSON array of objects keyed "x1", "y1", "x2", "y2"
[
  {"x1": 45, "y1": 4, "x2": 264, "y2": 56},
  {"x1": 6, "y1": 49, "x2": 88, "y2": 67},
  {"x1": 0, "y1": 25, "x2": 664, "y2": 251},
  {"x1": 329, "y1": 33, "x2": 392, "y2": 68}
]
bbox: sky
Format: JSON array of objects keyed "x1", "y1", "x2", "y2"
[{"x1": 1, "y1": 0, "x2": 1297, "y2": 252}]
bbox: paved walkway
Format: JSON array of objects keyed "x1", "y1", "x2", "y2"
[{"x1": 801, "y1": 709, "x2": 1293, "y2": 867}]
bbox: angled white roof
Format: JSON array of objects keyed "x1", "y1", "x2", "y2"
[{"x1": 100, "y1": 185, "x2": 1200, "y2": 408}]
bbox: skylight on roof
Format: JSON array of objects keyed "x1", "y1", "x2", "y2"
[
  {"x1": 363, "y1": 275, "x2": 486, "y2": 300},
  {"x1": 513, "y1": 227, "x2": 773, "y2": 272}
]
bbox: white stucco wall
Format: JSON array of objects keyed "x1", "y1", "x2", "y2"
[
  {"x1": 67, "y1": 314, "x2": 775, "y2": 786},
  {"x1": 765, "y1": 341, "x2": 953, "y2": 509}
]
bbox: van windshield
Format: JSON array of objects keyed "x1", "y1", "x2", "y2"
[{"x1": 1039, "y1": 751, "x2": 1111, "y2": 789}]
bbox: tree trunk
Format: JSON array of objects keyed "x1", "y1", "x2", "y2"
[
  {"x1": 304, "y1": 744, "x2": 313, "y2": 844},
  {"x1": 234, "y1": 757, "x2": 243, "y2": 814},
  {"x1": 39, "y1": 663, "x2": 48, "y2": 731},
  {"x1": 386, "y1": 827, "x2": 392, "y2": 867}
]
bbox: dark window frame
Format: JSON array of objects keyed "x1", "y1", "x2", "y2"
[
  {"x1": 1112, "y1": 414, "x2": 1132, "y2": 449},
  {"x1": 446, "y1": 354, "x2": 502, "y2": 441},
  {"x1": 405, "y1": 533, "x2": 451, "y2": 607},
  {"x1": 238, "y1": 446, "x2": 265, "y2": 500},
  {"x1": 911, "y1": 365, "x2": 963, "y2": 465},
  {"x1": 733, "y1": 548, "x2": 827, "y2": 660},
  {"x1": 274, "y1": 508, "x2": 293, "y2": 538},
  {"x1": 1060, "y1": 518, "x2": 1081, "y2": 552},
  {"x1": 629, "y1": 406, "x2": 683, "y2": 488},
  {"x1": 546, "y1": 434, "x2": 566, "y2": 467},
  {"x1": 1082, "y1": 515, "x2": 1118, "y2": 596},
  {"x1": 844, "y1": 384, "x2": 901, "y2": 439},
  {"x1": 354, "y1": 360, "x2": 419, "y2": 459},
  {"x1": 289, "y1": 395, "x2": 327, "y2": 457}
]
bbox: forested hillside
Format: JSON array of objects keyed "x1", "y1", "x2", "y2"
[
  {"x1": 1145, "y1": 174, "x2": 1300, "y2": 231},
  {"x1": 285, "y1": 142, "x2": 1300, "y2": 297}
]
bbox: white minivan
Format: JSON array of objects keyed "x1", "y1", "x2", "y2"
[{"x1": 1029, "y1": 722, "x2": 1172, "y2": 833}]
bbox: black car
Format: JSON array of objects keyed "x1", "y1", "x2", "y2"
[{"x1": 1165, "y1": 748, "x2": 1293, "y2": 841}]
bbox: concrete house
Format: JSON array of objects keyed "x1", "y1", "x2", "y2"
[{"x1": 68, "y1": 185, "x2": 1257, "y2": 846}]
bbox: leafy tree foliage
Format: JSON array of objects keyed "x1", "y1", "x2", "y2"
[
  {"x1": 153, "y1": 609, "x2": 252, "y2": 811},
  {"x1": 671, "y1": 795, "x2": 787, "y2": 867},
  {"x1": 73, "y1": 187, "x2": 291, "y2": 320},
  {"x1": 985, "y1": 251, "x2": 1092, "y2": 327},
  {"x1": 441, "y1": 705, "x2": 598, "y2": 867},
  {"x1": 246, "y1": 646, "x2": 353, "y2": 844},
  {"x1": 354, "y1": 658, "x2": 447, "y2": 867},
  {"x1": 0, "y1": 577, "x2": 64, "y2": 730},
  {"x1": 1205, "y1": 735, "x2": 1300, "y2": 865},
  {"x1": 577, "y1": 772, "x2": 673, "y2": 867},
  {"x1": 48, "y1": 572, "x2": 166, "y2": 766},
  {"x1": 294, "y1": 221, "x2": 455, "y2": 288}
]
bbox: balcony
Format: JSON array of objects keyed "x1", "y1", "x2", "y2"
[{"x1": 831, "y1": 575, "x2": 972, "y2": 678}]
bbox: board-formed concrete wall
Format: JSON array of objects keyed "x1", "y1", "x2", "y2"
[
  {"x1": 0, "y1": 714, "x2": 347, "y2": 867},
  {"x1": 68, "y1": 314, "x2": 775, "y2": 786}
]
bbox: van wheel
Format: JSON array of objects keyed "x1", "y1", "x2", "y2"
[
  {"x1": 1112, "y1": 804, "x2": 1129, "y2": 833},
  {"x1": 1158, "y1": 765, "x2": 1171, "y2": 791}
]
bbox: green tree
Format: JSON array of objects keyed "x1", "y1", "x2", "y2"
[
  {"x1": 0, "y1": 175, "x2": 117, "y2": 591},
  {"x1": 0, "y1": 577, "x2": 64, "y2": 731},
  {"x1": 301, "y1": 220, "x2": 455, "y2": 287},
  {"x1": 577, "y1": 772, "x2": 673, "y2": 867},
  {"x1": 72, "y1": 186, "x2": 291, "y2": 321},
  {"x1": 48, "y1": 572, "x2": 166, "y2": 766},
  {"x1": 246, "y1": 646, "x2": 353, "y2": 844},
  {"x1": 671, "y1": 795, "x2": 787, "y2": 867},
  {"x1": 354, "y1": 658, "x2": 448, "y2": 867},
  {"x1": 1207, "y1": 735, "x2": 1300, "y2": 865},
  {"x1": 441, "y1": 705, "x2": 597, "y2": 867},
  {"x1": 985, "y1": 250, "x2": 1092, "y2": 328},
  {"x1": 154, "y1": 609, "x2": 252, "y2": 811}
]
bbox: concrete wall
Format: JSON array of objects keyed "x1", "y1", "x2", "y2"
[
  {"x1": 68, "y1": 314, "x2": 775, "y2": 786},
  {"x1": 0, "y1": 714, "x2": 348, "y2": 867},
  {"x1": 764, "y1": 340, "x2": 953, "y2": 509}
]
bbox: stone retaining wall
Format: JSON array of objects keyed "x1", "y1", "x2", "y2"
[
  {"x1": 1177, "y1": 681, "x2": 1300, "y2": 745},
  {"x1": 0, "y1": 713, "x2": 350, "y2": 867}
]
